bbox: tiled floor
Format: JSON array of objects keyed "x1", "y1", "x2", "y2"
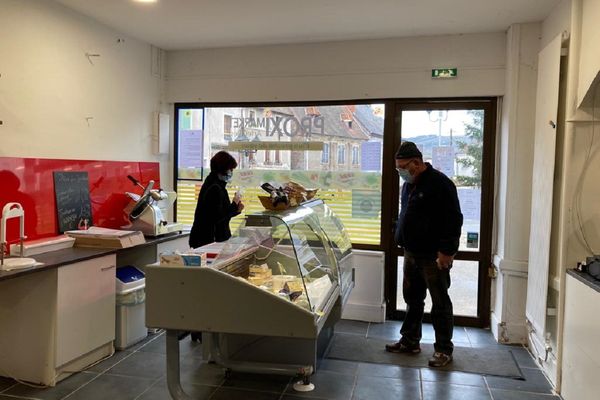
[{"x1": 0, "y1": 321, "x2": 562, "y2": 400}]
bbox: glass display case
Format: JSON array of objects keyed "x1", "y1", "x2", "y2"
[
  {"x1": 145, "y1": 199, "x2": 355, "y2": 389},
  {"x1": 209, "y1": 199, "x2": 353, "y2": 315}
]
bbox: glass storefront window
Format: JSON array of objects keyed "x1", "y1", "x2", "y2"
[
  {"x1": 176, "y1": 104, "x2": 385, "y2": 245},
  {"x1": 399, "y1": 109, "x2": 484, "y2": 252}
]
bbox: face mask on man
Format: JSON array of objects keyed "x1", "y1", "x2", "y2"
[
  {"x1": 219, "y1": 170, "x2": 233, "y2": 183},
  {"x1": 396, "y1": 168, "x2": 414, "y2": 183}
]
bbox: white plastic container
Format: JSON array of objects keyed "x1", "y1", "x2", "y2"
[{"x1": 115, "y1": 266, "x2": 147, "y2": 350}]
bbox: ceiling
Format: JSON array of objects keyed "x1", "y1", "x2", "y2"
[{"x1": 55, "y1": 0, "x2": 561, "y2": 50}]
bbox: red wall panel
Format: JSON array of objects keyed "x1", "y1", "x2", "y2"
[{"x1": 0, "y1": 157, "x2": 160, "y2": 245}]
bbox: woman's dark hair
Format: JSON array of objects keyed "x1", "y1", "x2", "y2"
[{"x1": 210, "y1": 151, "x2": 238, "y2": 174}]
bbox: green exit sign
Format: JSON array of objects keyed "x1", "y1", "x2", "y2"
[{"x1": 432, "y1": 68, "x2": 458, "y2": 79}]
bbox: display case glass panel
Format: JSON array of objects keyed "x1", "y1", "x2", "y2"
[{"x1": 209, "y1": 200, "x2": 349, "y2": 314}]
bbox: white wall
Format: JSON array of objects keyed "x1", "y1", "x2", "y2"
[
  {"x1": 577, "y1": 0, "x2": 600, "y2": 107},
  {"x1": 0, "y1": 0, "x2": 170, "y2": 186},
  {"x1": 166, "y1": 33, "x2": 506, "y2": 103},
  {"x1": 542, "y1": 0, "x2": 572, "y2": 49},
  {"x1": 491, "y1": 23, "x2": 540, "y2": 344}
]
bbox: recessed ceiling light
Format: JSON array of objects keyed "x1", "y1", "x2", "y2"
[{"x1": 134, "y1": 0, "x2": 157, "y2": 3}]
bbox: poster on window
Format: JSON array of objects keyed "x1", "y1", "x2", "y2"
[
  {"x1": 361, "y1": 141, "x2": 382, "y2": 171},
  {"x1": 457, "y1": 187, "x2": 481, "y2": 221},
  {"x1": 178, "y1": 129, "x2": 204, "y2": 180},
  {"x1": 432, "y1": 146, "x2": 455, "y2": 178},
  {"x1": 351, "y1": 189, "x2": 381, "y2": 219}
]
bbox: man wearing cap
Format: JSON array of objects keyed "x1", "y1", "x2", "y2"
[{"x1": 386, "y1": 141, "x2": 463, "y2": 367}]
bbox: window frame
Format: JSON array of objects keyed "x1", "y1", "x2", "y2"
[{"x1": 173, "y1": 97, "x2": 496, "y2": 254}]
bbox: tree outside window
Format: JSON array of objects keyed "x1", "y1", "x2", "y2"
[{"x1": 455, "y1": 110, "x2": 484, "y2": 187}]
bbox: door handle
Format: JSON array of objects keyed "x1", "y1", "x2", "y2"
[{"x1": 101, "y1": 265, "x2": 116, "y2": 272}]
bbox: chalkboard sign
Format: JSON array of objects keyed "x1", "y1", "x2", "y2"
[{"x1": 53, "y1": 171, "x2": 93, "y2": 233}]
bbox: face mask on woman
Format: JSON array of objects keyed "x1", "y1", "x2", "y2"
[{"x1": 218, "y1": 170, "x2": 233, "y2": 183}]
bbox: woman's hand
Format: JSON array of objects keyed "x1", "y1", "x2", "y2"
[{"x1": 237, "y1": 201, "x2": 245, "y2": 212}]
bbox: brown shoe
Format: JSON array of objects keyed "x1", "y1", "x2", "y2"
[
  {"x1": 428, "y1": 352, "x2": 453, "y2": 367},
  {"x1": 385, "y1": 341, "x2": 421, "y2": 354}
]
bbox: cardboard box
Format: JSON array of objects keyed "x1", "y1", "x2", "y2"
[
  {"x1": 10, "y1": 235, "x2": 75, "y2": 256},
  {"x1": 66, "y1": 227, "x2": 146, "y2": 249}
]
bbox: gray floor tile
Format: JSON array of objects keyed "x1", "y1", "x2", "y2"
[
  {"x1": 2, "y1": 325, "x2": 555, "y2": 400},
  {"x1": 452, "y1": 327, "x2": 470, "y2": 343},
  {"x1": 356, "y1": 363, "x2": 419, "y2": 380},
  {"x1": 422, "y1": 382, "x2": 492, "y2": 400},
  {"x1": 420, "y1": 337, "x2": 472, "y2": 347},
  {"x1": 367, "y1": 321, "x2": 402, "y2": 340},
  {"x1": 491, "y1": 389, "x2": 561, "y2": 400},
  {"x1": 465, "y1": 328, "x2": 498, "y2": 345},
  {"x1": 421, "y1": 368, "x2": 486, "y2": 387},
  {"x1": 136, "y1": 378, "x2": 216, "y2": 400},
  {"x1": 0, "y1": 396, "x2": 33, "y2": 400},
  {"x1": 179, "y1": 358, "x2": 226, "y2": 386},
  {"x1": 317, "y1": 359, "x2": 359, "y2": 376},
  {"x1": 3, "y1": 371, "x2": 98, "y2": 400},
  {"x1": 283, "y1": 370, "x2": 355, "y2": 400},
  {"x1": 509, "y1": 347, "x2": 539, "y2": 369},
  {"x1": 127, "y1": 331, "x2": 163, "y2": 352},
  {"x1": 352, "y1": 375, "x2": 421, "y2": 400},
  {"x1": 133, "y1": 332, "x2": 167, "y2": 353},
  {"x1": 105, "y1": 351, "x2": 166, "y2": 380},
  {"x1": 336, "y1": 320, "x2": 369, "y2": 336},
  {"x1": 210, "y1": 387, "x2": 282, "y2": 400},
  {"x1": 422, "y1": 323, "x2": 436, "y2": 339},
  {"x1": 368, "y1": 322, "x2": 470, "y2": 346},
  {"x1": 64, "y1": 374, "x2": 154, "y2": 400},
  {"x1": 222, "y1": 372, "x2": 291, "y2": 393},
  {"x1": 469, "y1": 342, "x2": 508, "y2": 349},
  {"x1": 485, "y1": 368, "x2": 553, "y2": 394},
  {"x1": 137, "y1": 334, "x2": 201, "y2": 357},
  {"x1": 421, "y1": 326, "x2": 469, "y2": 344},
  {"x1": 86, "y1": 350, "x2": 134, "y2": 373},
  {"x1": 0, "y1": 377, "x2": 16, "y2": 393}
]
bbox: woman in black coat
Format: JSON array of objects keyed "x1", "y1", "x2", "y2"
[{"x1": 189, "y1": 151, "x2": 244, "y2": 249}]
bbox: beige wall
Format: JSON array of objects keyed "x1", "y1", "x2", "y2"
[
  {"x1": 166, "y1": 33, "x2": 506, "y2": 103},
  {"x1": 577, "y1": 0, "x2": 600, "y2": 107},
  {"x1": 0, "y1": 0, "x2": 170, "y2": 186}
]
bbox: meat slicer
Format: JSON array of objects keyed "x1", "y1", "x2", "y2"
[
  {"x1": 123, "y1": 176, "x2": 182, "y2": 236},
  {"x1": 1, "y1": 203, "x2": 37, "y2": 271}
]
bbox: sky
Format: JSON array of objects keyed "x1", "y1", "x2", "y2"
[
  {"x1": 401, "y1": 110, "x2": 477, "y2": 138},
  {"x1": 368, "y1": 104, "x2": 477, "y2": 138}
]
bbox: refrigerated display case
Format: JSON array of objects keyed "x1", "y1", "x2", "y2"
[{"x1": 145, "y1": 199, "x2": 354, "y2": 398}]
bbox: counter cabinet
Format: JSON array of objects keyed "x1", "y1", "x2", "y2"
[{"x1": 145, "y1": 200, "x2": 356, "y2": 396}]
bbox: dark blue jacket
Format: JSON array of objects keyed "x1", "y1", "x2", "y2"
[
  {"x1": 395, "y1": 163, "x2": 463, "y2": 256},
  {"x1": 189, "y1": 172, "x2": 239, "y2": 249}
]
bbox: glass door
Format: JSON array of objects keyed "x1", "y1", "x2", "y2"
[{"x1": 384, "y1": 99, "x2": 496, "y2": 327}]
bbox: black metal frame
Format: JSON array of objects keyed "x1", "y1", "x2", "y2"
[
  {"x1": 173, "y1": 97, "x2": 497, "y2": 327},
  {"x1": 383, "y1": 98, "x2": 497, "y2": 328}
]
